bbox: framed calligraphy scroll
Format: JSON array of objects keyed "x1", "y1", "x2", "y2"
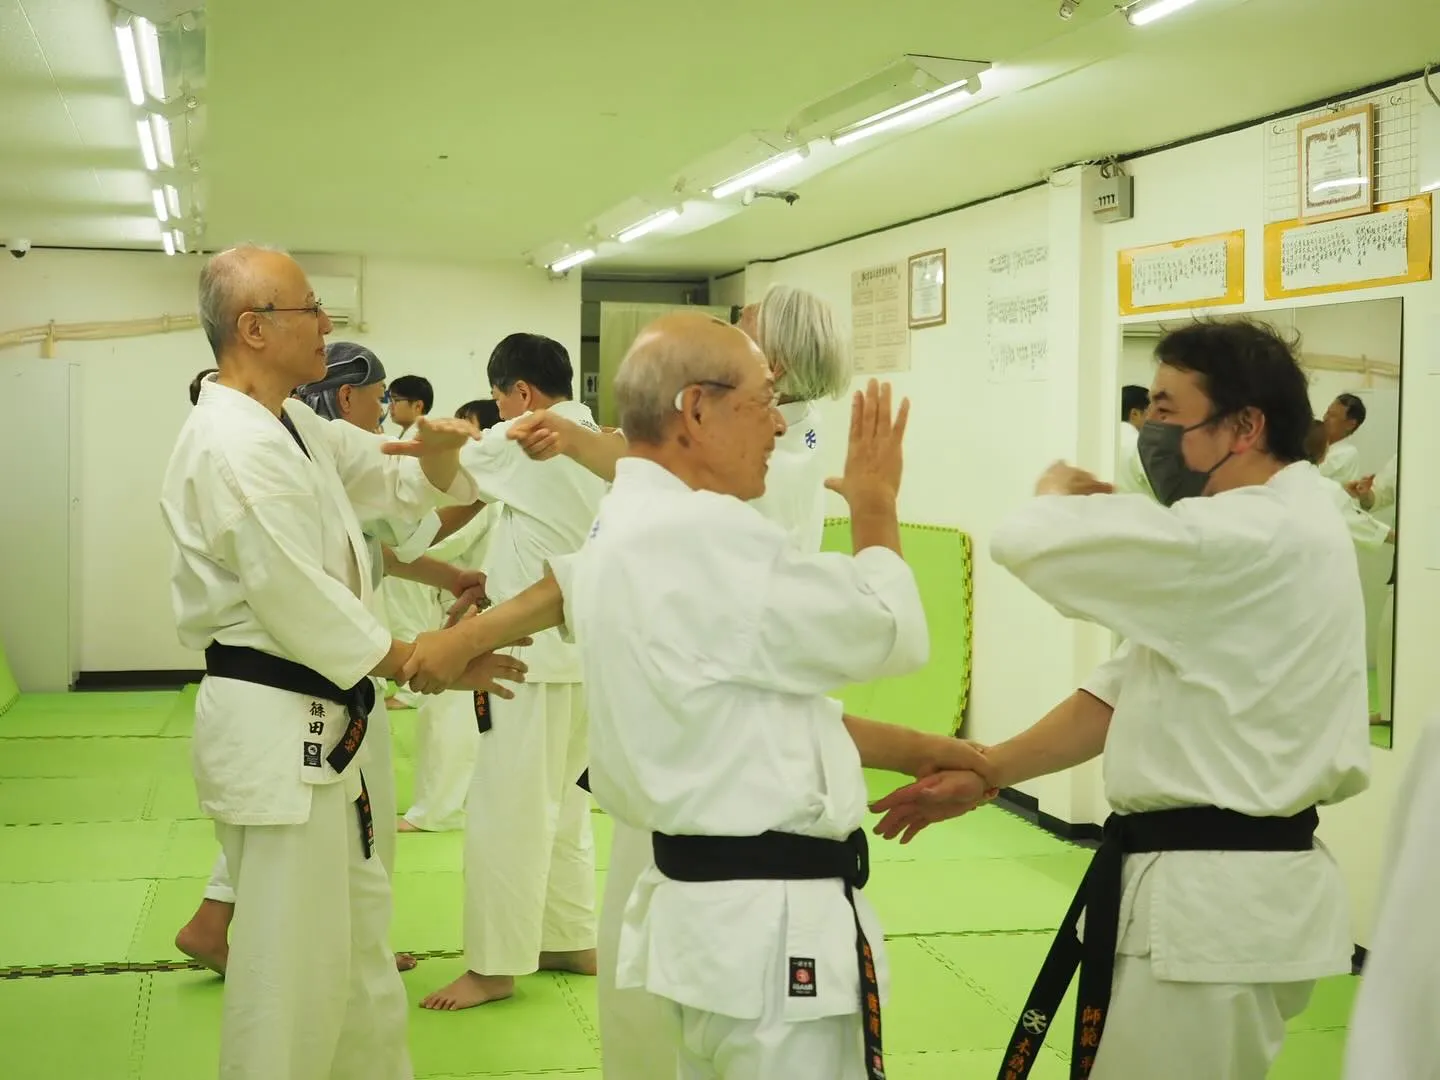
[
  {"x1": 1117, "y1": 230, "x2": 1245, "y2": 316},
  {"x1": 1263, "y1": 194, "x2": 1432, "y2": 300}
]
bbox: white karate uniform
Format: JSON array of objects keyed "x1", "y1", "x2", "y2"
[
  {"x1": 1319, "y1": 438, "x2": 1362, "y2": 486},
  {"x1": 1368, "y1": 455, "x2": 1398, "y2": 725},
  {"x1": 1112, "y1": 422, "x2": 1154, "y2": 499},
  {"x1": 1320, "y1": 475, "x2": 1391, "y2": 549},
  {"x1": 402, "y1": 504, "x2": 499, "y2": 833},
  {"x1": 1343, "y1": 714, "x2": 1440, "y2": 1078},
  {"x1": 160, "y1": 377, "x2": 477, "y2": 1080},
  {"x1": 552, "y1": 456, "x2": 930, "y2": 1080},
  {"x1": 991, "y1": 462, "x2": 1371, "y2": 1080},
  {"x1": 458, "y1": 400, "x2": 608, "y2": 975},
  {"x1": 596, "y1": 404, "x2": 831, "y2": 1079}
]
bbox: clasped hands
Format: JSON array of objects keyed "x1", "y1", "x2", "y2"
[
  {"x1": 399, "y1": 616, "x2": 533, "y2": 699},
  {"x1": 871, "y1": 737, "x2": 1001, "y2": 845}
]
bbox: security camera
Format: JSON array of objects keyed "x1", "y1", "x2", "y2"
[
  {"x1": 8, "y1": 239, "x2": 30, "y2": 259},
  {"x1": 1057, "y1": 0, "x2": 1080, "y2": 18}
]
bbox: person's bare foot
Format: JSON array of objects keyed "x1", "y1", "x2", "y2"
[
  {"x1": 395, "y1": 953, "x2": 418, "y2": 971},
  {"x1": 385, "y1": 696, "x2": 405, "y2": 710},
  {"x1": 397, "y1": 818, "x2": 421, "y2": 833},
  {"x1": 175, "y1": 899, "x2": 233, "y2": 975},
  {"x1": 539, "y1": 949, "x2": 597, "y2": 976},
  {"x1": 1370, "y1": 712, "x2": 1389, "y2": 726},
  {"x1": 420, "y1": 971, "x2": 514, "y2": 1010}
]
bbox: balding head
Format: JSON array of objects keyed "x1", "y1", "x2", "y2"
[
  {"x1": 198, "y1": 245, "x2": 312, "y2": 360},
  {"x1": 614, "y1": 312, "x2": 784, "y2": 500}
]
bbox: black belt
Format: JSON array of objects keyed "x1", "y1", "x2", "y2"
[
  {"x1": 473, "y1": 688, "x2": 591, "y2": 793},
  {"x1": 998, "y1": 805, "x2": 1319, "y2": 1080},
  {"x1": 204, "y1": 642, "x2": 377, "y2": 859},
  {"x1": 654, "y1": 829, "x2": 885, "y2": 1080}
]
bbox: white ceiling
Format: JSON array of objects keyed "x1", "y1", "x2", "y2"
[{"x1": 1, "y1": 0, "x2": 1437, "y2": 273}]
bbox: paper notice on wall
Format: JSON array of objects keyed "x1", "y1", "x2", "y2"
[
  {"x1": 850, "y1": 261, "x2": 910, "y2": 375},
  {"x1": 986, "y1": 244, "x2": 1051, "y2": 383},
  {"x1": 1279, "y1": 207, "x2": 1410, "y2": 293}
]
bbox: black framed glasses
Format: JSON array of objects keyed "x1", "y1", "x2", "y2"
[{"x1": 244, "y1": 300, "x2": 326, "y2": 318}]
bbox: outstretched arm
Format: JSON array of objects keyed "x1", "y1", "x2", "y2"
[{"x1": 508, "y1": 410, "x2": 627, "y2": 481}]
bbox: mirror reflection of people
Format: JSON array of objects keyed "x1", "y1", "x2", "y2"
[
  {"x1": 873, "y1": 319, "x2": 1372, "y2": 1080},
  {"x1": 1347, "y1": 453, "x2": 1399, "y2": 731},
  {"x1": 1318, "y1": 393, "x2": 1366, "y2": 485},
  {"x1": 1114, "y1": 384, "x2": 1155, "y2": 497},
  {"x1": 387, "y1": 374, "x2": 434, "y2": 439}
]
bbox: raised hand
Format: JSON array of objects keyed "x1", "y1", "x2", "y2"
[
  {"x1": 1035, "y1": 461, "x2": 1113, "y2": 497},
  {"x1": 823, "y1": 379, "x2": 910, "y2": 511},
  {"x1": 870, "y1": 770, "x2": 997, "y2": 844},
  {"x1": 382, "y1": 415, "x2": 478, "y2": 457}
]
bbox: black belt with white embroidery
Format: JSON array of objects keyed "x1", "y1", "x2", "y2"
[
  {"x1": 997, "y1": 804, "x2": 1319, "y2": 1080},
  {"x1": 203, "y1": 642, "x2": 377, "y2": 858},
  {"x1": 652, "y1": 829, "x2": 885, "y2": 1080}
]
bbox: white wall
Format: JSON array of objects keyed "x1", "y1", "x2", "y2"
[
  {"x1": 750, "y1": 103, "x2": 1440, "y2": 945},
  {"x1": 0, "y1": 249, "x2": 580, "y2": 672}
]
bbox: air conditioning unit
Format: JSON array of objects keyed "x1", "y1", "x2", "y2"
[{"x1": 310, "y1": 275, "x2": 359, "y2": 327}]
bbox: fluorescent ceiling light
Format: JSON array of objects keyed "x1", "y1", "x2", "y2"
[
  {"x1": 1125, "y1": 0, "x2": 1205, "y2": 26},
  {"x1": 134, "y1": 16, "x2": 165, "y2": 101},
  {"x1": 114, "y1": 23, "x2": 145, "y2": 106},
  {"x1": 136, "y1": 119, "x2": 158, "y2": 170},
  {"x1": 710, "y1": 151, "x2": 805, "y2": 200},
  {"x1": 831, "y1": 82, "x2": 973, "y2": 148},
  {"x1": 1311, "y1": 177, "x2": 1369, "y2": 192},
  {"x1": 165, "y1": 185, "x2": 181, "y2": 218},
  {"x1": 548, "y1": 249, "x2": 596, "y2": 273},
  {"x1": 1419, "y1": 179, "x2": 1439, "y2": 193},
  {"x1": 173, "y1": 229, "x2": 188, "y2": 254},
  {"x1": 150, "y1": 114, "x2": 174, "y2": 168},
  {"x1": 152, "y1": 189, "x2": 169, "y2": 222},
  {"x1": 617, "y1": 208, "x2": 681, "y2": 243},
  {"x1": 162, "y1": 231, "x2": 176, "y2": 256}
]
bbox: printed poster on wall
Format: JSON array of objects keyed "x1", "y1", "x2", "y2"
[
  {"x1": 986, "y1": 244, "x2": 1050, "y2": 383},
  {"x1": 850, "y1": 262, "x2": 911, "y2": 374}
]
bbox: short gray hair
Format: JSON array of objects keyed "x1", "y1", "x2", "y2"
[
  {"x1": 198, "y1": 243, "x2": 284, "y2": 359},
  {"x1": 614, "y1": 316, "x2": 739, "y2": 445},
  {"x1": 754, "y1": 285, "x2": 850, "y2": 402}
]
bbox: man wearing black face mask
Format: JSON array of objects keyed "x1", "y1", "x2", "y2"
[{"x1": 871, "y1": 319, "x2": 1372, "y2": 1080}]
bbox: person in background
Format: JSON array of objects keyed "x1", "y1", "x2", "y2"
[
  {"x1": 189, "y1": 367, "x2": 218, "y2": 406},
  {"x1": 420, "y1": 333, "x2": 608, "y2": 1012},
  {"x1": 1318, "y1": 392, "x2": 1366, "y2": 485},
  {"x1": 388, "y1": 374, "x2": 434, "y2": 439},
  {"x1": 1347, "y1": 452, "x2": 1400, "y2": 730},
  {"x1": 400, "y1": 398, "x2": 506, "y2": 834},
  {"x1": 1113, "y1": 384, "x2": 1154, "y2": 498},
  {"x1": 874, "y1": 319, "x2": 1370, "y2": 1080},
  {"x1": 159, "y1": 245, "x2": 521, "y2": 1080}
]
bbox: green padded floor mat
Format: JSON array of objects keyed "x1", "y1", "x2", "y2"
[{"x1": 0, "y1": 690, "x2": 1358, "y2": 1078}]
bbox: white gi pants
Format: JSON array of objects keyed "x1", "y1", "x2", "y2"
[
  {"x1": 1377, "y1": 585, "x2": 1395, "y2": 724},
  {"x1": 1089, "y1": 954, "x2": 1313, "y2": 1080},
  {"x1": 204, "y1": 697, "x2": 400, "y2": 901},
  {"x1": 215, "y1": 780, "x2": 411, "y2": 1080},
  {"x1": 598, "y1": 821, "x2": 681, "y2": 1079},
  {"x1": 674, "y1": 936, "x2": 867, "y2": 1080},
  {"x1": 402, "y1": 689, "x2": 478, "y2": 832},
  {"x1": 463, "y1": 681, "x2": 595, "y2": 975}
]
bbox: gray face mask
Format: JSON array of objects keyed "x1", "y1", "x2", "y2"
[{"x1": 1137, "y1": 418, "x2": 1233, "y2": 507}]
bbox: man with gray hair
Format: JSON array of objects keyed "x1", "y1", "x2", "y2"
[
  {"x1": 160, "y1": 245, "x2": 520, "y2": 1080},
  {"x1": 404, "y1": 313, "x2": 990, "y2": 1078}
]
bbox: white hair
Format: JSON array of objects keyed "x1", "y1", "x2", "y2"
[
  {"x1": 614, "y1": 316, "x2": 740, "y2": 445},
  {"x1": 754, "y1": 285, "x2": 850, "y2": 402},
  {"x1": 198, "y1": 242, "x2": 285, "y2": 359}
]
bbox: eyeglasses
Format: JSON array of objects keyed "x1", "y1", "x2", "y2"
[
  {"x1": 243, "y1": 300, "x2": 326, "y2": 318},
  {"x1": 673, "y1": 380, "x2": 736, "y2": 411}
]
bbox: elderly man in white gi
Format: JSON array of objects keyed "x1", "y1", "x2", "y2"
[
  {"x1": 502, "y1": 284, "x2": 855, "y2": 1078},
  {"x1": 407, "y1": 312, "x2": 992, "y2": 1078},
  {"x1": 874, "y1": 319, "x2": 1371, "y2": 1080},
  {"x1": 159, "y1": 246, "x2": 524, "y2": 1080}
]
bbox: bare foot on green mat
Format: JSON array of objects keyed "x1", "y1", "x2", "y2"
[
  {"x1": 421, "y1": 971, "x2": 514, "y2": 1010},
  {"x1": 397, "y1": 817, "x2": 421, "y2": 833},
  {"x1": 539, "y1": 949, "x2": 597, "y2": 976},
  {"x1": 175, "y1": 899, "x2": 231, "y2": 975},
  {"x1": 395, "y1": 953, "x2": 418, "y2": 972}
]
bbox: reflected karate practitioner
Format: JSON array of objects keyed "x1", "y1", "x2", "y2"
[
  {"x1": 406, "y1": 314, "x2": 992, "y2": 1078},
  {"x1": 874, "y1": 320, "x2": 1370, "y2": 1080}
]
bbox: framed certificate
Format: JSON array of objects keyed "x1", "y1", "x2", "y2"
[
  {"x1": 908, "y1": 248, "x2": 947, "y2": 329},
  {"x1": 1297, "y1": 104, "x2": 1375, "y2": 223}
]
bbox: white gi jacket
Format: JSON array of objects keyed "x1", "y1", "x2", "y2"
[
  {"x1": 750, "y1": 400, "x2": 827, "y2": 554},
  {"x1": 159, "y1": 378, "x2": 478, "y2": 826},
  {"x1": 1319, "y1": 439, "x2": 1361, "y2": 486},
  {"x1": 1368, "y1": 454, "x2": 1398, "y2": 512},
  {"x1": 992, "y1": 462, "x2": 1371, "y2": 983},
  {"x1": 458, "y1": 399, "x2": 607, "y2": 683},
  {"x1": 1320, "y1": 475, "x2": 1391, "y2": 549},
  {"x1": 550, "y1": 457, "x2": 929, "y2": 1022}
]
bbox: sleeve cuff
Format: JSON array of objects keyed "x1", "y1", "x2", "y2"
[
  {"x1": 331, "y1": 623, "x2": 394, "y2": 690},
  {"x1": 388, "y1": 512, "x2": 442, "y2": 563},
  {"x1": 1080, "y1": 645, "x2": 1131, "y2": 708},
  {"x1": 441, "y1": 468, "x2": 481, "y2": 507}
]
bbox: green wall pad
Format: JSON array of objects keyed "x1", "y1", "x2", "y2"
[{"x1": 821, "y1": 520, "x2": 973, "y2": 737}]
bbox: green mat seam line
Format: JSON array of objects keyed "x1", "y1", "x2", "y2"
[
  {"x1": 128, "y1": 971, "x2": 154, "y2": 1080},
  {"x1": 128, "y1": 878, "x2": 161, "y2": 963},
  {"x1": 554, "y1": 970, "x2": 602, "y2": 1054}
]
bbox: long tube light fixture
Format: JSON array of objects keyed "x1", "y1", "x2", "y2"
[
  {"x1": 1125, "y1": 0, "x2": 1205, "y2": 26},
  {"x1": 164, "y1": 185, "x2": 181, "y2": 218},
  {"x1": 151, "y1": 188, "x2": 169, "y2": 222},
  {"x1": 134, "y1": 16, "x2": 165, "y2": 100},
  {"x1": 710, "y1": 151, "x2": 805, "y2": 200},
  {"x1": 150, "y1": 114, "x2": 174, "y2": 168},
  {"x1": 1422, "y1": 179, "x2": 1440, "y2": 193},
  {"x1": 617, "y1": 208, "x2": 681, "y2": 244},
  {"x1": 173, "y1": 229, "x2": 188, "y2": 254},
  {"x1": 136, "y1": 118, "x2": 158, "y2": 170},
  {"x1": 831, "y1": 81, "x2": 974, "y2": 148},
  {"x1": 162, "y1": 231, "x2": 176, "y2": 256},
  {"x1": 548, "y1": 249, "x2": 596, "y2": 273},
  {"x1": 113, "y1": 22, "x2": 145, "y2": 106}
]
